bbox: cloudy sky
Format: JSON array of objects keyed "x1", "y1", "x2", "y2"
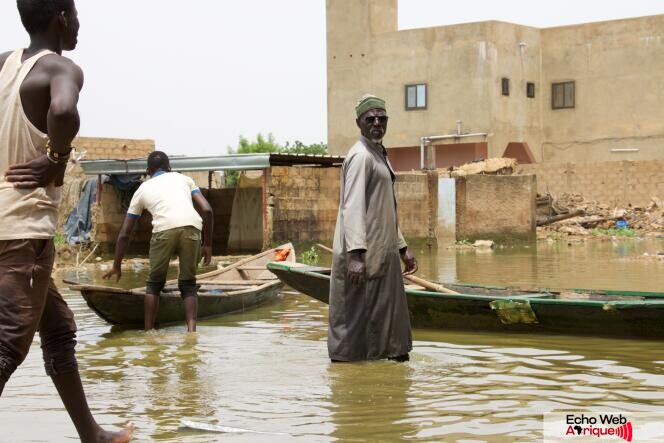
[{"x1": 1, "y1": 1, "x2": 663, "y2": 155}]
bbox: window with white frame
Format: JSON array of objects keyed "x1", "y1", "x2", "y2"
[{"x1": 405, "y1": 84, "x2": 427, "y2": 110}]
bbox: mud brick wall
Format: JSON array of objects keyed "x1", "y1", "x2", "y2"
[
  {"x1": 74, "y1": 137, "x2": 155, "y2": 160},
  {"x1": 267, "y1": 166, "x2": 341, "y2": 245},
  {"x1": 456, "y1": 175, "x2": 537, "y2": 242},
  {"x1": 92, "y1": 184, "x2": 153, "y2": 253},
  {"x1": 395, "y1": 172, "x2": 435, "y2": 241},
  {"x1": 93, "y1": 186, "x2": 235, "y2": 255},
  {"x1": 266, "y1": 167, "x2": 435, "y2": 247},
  {"x1": 518, "y1": 160, "x2": 664, "y2": 207}
]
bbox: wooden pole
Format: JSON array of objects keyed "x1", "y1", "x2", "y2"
[
  {"x1": 403, "y1": 274, "x2": 460, "y2": 295},
  {"x1": 536, "y1": 209, "x2": 584, "y2": 226},
  {"x1": 316, "y1": 243, "x2": 333, "y2": 254}
]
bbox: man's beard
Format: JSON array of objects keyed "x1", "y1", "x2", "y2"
[{"x1": 371, "y1": 137, "x2": 383, "y2": 144}]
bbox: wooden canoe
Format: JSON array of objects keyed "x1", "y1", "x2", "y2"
[
  {"x1": 266, "y1": 261, "x2": 664, "y2": 339},
  {"x1": 65, "y1": 244, "x2": 295, "y2": 326}
]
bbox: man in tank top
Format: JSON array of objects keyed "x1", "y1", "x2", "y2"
[{"x1": 0, "y1": 1, "x2": 133, "y2": 441}]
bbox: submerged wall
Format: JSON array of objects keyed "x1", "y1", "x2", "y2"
[
  {"x1": 456, "y1": 175, "x2": 537, "y2": 242},
  {"x1": 266, "y1": 166, "x2": 437, "y2": 247},
  {"x1": 266, "y1": 166, "x2": 341, "y2": 247},
  {"x1": 395, "y1": 172, "x2": 437, "y2": 242}
]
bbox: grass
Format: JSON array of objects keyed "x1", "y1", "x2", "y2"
[
  {"x1": 53, "y1": 232, "x2": 66, "y2": 245},
  {"x1": 300, "y1": 246, "x2": 319, "y2": 265},
  {"x1": 590, "y1": 227, "x2": 637, "y2": 237}
]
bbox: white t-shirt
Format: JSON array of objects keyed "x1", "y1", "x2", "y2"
[{"x1": 127, "y1": 171, "x2": 203, "y2": 233}]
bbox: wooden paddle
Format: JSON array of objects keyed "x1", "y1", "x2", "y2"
[
  {"x1": 402, "y1": 274, "x2": 460, "y2": 295},
  {"x1": 315, "y1": 243, "x2": 460, "y2": 295}
]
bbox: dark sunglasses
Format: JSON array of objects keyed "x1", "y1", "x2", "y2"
[{"x1": 363, "y1": 115, "x2": 388, "y2": 125}]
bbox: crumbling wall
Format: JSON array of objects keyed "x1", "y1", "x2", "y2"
[
  {"x1": 456, "y1": 175, "x2": 537, "y2": 242},
  {"x1": 518, "y1": 160, "x2": 664, "y2": 207}
]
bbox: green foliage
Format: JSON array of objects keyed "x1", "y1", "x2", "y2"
[
  {"x1": 53, "y1": 232, "x2": 65, "y2": 245},
  {"x1": 300, "y1": 246, "x2": 319, "y2": 265},
  {"x1": 224, "y1": 133, "x2": 328, "y2": 187},
  {"x1": 235, "y1": 133, "x2": 282, "y2": 154},
  {"x1": 282, "y1": 140, "x2": 328, "y2": 155},
  {"x1": 590, "y1": 227, "x2": 637, "y2": 237}
]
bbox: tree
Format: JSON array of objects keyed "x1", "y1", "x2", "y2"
[
  {"x1": 282, "y1": 140, "x2": 327, "y2": 155},
  {"x1": 224, "y1": 134, "x2": 328, "y2": 187},
  {"x1": 232, "y1": 133, "x2": 282, "y2": 154}
]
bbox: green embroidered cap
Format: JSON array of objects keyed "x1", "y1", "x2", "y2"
[{"x1": 355, "y1": 94, "x2": 386, "y2": 117}]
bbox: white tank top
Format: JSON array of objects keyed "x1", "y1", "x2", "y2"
[{"x1": 0, "y1": 49, "x2": 61, "y2": 240}]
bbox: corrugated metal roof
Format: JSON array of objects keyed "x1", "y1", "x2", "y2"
[
  {"x1": 267, "y1": 153, "x2": 344, "y2": 166},
  {"x1": 78, "y1": 153, "x2": 344, "y2": 175}
]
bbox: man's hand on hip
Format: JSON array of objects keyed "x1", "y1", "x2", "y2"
[
  {"x1": 400, "y1": 247, "x2": 418, "y2": 275},
  {"x1": 347, "y1": 250, "x2": 366, "y2": 285},
  {"x1": 5, "y1": 155, "x2": 67, "y2": 188}
]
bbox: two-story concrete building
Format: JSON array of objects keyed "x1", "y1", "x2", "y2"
[{"x1": 327, "y1": 0, "x2": 664, "y2": 170}]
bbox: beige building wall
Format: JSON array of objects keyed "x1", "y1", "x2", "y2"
[
  {"x1": 488, "y1": 22, "x2": 543, "y2": 161},
  {"x1": 327, "y1": 0, "x2": 664, "y2": 165},
  {"x1": 540, "y1": 15, "x2": 664, "y2": 163}
]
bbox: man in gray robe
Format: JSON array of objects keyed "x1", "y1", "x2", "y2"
[{"x1": 329, "y1": 94, "x2": 418, "y2": 362}]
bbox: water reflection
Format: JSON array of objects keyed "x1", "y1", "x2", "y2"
[
  {"x1": 445, "y1": 239, "x2": 664, "y2": 292},
  {"x1": 2, "y1": 239, "x2": 664, "y2": 442},
  {"x1": 328, "y1": 361, "x2": 416, "y2": 442}
]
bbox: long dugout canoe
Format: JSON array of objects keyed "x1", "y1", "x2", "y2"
[
  {"x1": 64, "y1": 244, "x2": 295, "y2": 327},
  {"x1": 266, "y1": 261, "x2": 664, "y2": 339}
]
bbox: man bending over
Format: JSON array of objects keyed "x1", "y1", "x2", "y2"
[{"x1": 104, "y1": 151, "x2": 213, "y2": 332}]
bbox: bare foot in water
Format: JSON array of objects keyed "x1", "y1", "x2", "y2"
[{"x1": 94, "y1": 423, "x2": 134, "y2": 443}]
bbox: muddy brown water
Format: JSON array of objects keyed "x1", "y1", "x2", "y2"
[{"x1": 2, "y1": 238, "x2": 663, "y2": 442}]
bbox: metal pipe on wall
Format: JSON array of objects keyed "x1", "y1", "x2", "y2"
[{"x1": 419, "y1": 132, "x2": 489, "y2": 170}]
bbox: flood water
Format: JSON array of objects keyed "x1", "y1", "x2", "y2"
[{"x1": 2, "y1": 238, "x2": 664, "y2": 442}]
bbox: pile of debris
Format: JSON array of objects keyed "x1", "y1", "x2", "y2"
[
  {"x1": 449, "y1": 158, "x2": 517, "y2": 177},
  {"x1": 537, "y1": 193, "x2": 663, "y2": 237}
]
